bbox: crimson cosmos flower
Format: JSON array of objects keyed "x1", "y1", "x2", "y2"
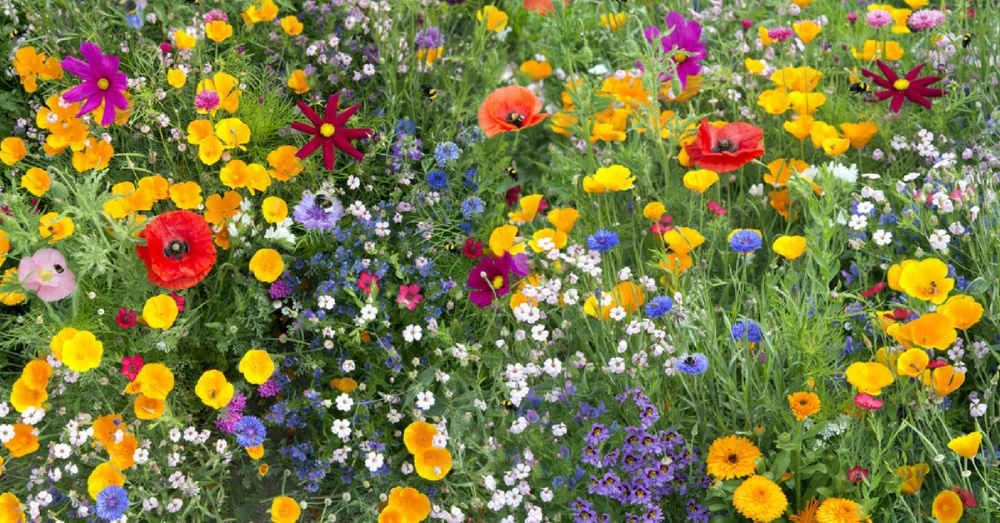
[
  {"x1": 684, "y1": 119, "x2": 765, "y2": 173},
  {"x1": 861, "y1": 60, "x2": 947, "y2": 113},
  {"x1": 292, "y1": 93, "x2": 372, "y2": 170}
]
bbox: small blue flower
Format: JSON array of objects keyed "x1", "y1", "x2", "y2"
[
  {"x1": 96, "y1": 486, "x2": 129, "y2": 521},
  {"x1": 434, "y1": 141, "x2": 460, "y2": 166},
  {"x1": 460, "y1": 197, "x2": 485, "y2": 218},
  {"x1": 233, "y1": 416, "x2": 267, "y2": 448},
  {"x1": 426, "y1": 170, "x2": 448, "y2": 189},
  {"x1": 677, "y1": 353, "x2": 709, "y2": 375},
  {"x1": 587, "y1": 230, "x2": 619, "y2": 252},
  {"x1": 731, "y1": 320, "x2": 763, "y2": 344},
  {"x1": 645, "y1": 296, "x2": 674, "y2": 319},
  {"x1": 464, "y1": 168, "x2": 479, "y2": 190},
  {"x1": 728, "y1": 229, "x2": 763, "y2": 254}
]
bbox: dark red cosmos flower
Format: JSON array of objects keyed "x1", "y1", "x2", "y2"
[
  {"x1": 462, "y1": 237, "x2": 484, "y2": 259},
  {"x1": 861, "y1": 61, "x2": 947, "y2": 113},
  {"x1": 136, "y1": 210, "x2": 217, "y2": 290},
  {"x1": 684, "y1": 119, "x2": 765, "y2": 173},
  {"x1": 292, "y1": 93, "x2": 372, "y2": 170}
]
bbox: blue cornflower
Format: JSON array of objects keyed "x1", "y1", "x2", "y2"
[
  {"x1": 587, "y1": 230, "x2": 619, "y2": 252},
  {"x1": 426, "y1": 170, "x2": 448, "y2": 189},
  {"x1": 293, "y1": 192, "x2": 344, "y2": 232},
  {"x1": 434, "y1": 141, "x2": 460, "y2": 166},
  {"x1": 730, "y1": 320, "x2": 763, "y2": 344},
  {"x1": 394, "y1": 118, "x2": 415, "y2": 136},
  {"x1": 96, "y1": 486, "x2": 129, "y2": 521},
  {"x1": 233, "y1": 416, "x2": 267, "y2": 448},
  {"x1": 644, "y1": 296, "x2": 674, "y2": 319},
  {"x1": 464, "y1": 168, "x2": 479, "y2": 190},
  {"x1": 677, "y1": 353, "x2": 709, "y2": 375},
  {"x1": 728, "y1": 229, "x2": 763, "y2": 254},
  {"x1": 460, "y1": 197, "x2": 485, "y2": 218}
]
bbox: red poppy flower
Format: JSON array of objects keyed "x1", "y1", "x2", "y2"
[
  {"x1": 861, "y1": 61, "x2": 947, "y2": 113},
  {"x1": 523, "y1": 0, "x2": 569, "y2": 14},
  {"x1": 462, "y1": 237, "x2": 484, "y2": 259},
  {"x1": 684, "y1": 119, "x2": 765, "y2": 173},
  {"x1": 478, "y1": 86, "x2": 549, "y2": 138},
  {"x1": 860, "y1": 282, "x2": 886, "y2": 298},
  {"x1": 292, "y1": 93, "x2": 372, "y2": 170},
  {"x1": 846, "y1": 466, "x2": 869, "y2": 483},
  {"x1": 136, "y1": 210, "x2": 217, "y2": 290}
]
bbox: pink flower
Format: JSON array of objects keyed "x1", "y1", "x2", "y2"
[
  {"x1": 927, "y1": 359, "x2": 949, "y2": 369},
  {"x1": 951, "y1": 486, "x2": 977, "y2": 508},
  {"x1": 204, "y1": 9, "x2": 228, "y2": 23},
  {"x1": 18, "y1": 248, "x2": 76, "y2": 302},
  {"x1": 121, "y1": 355, "x2": 144, "y2": 382},
  {"x1": 860, "y1": 282, "x2": 886, "y2": 298},
  {"x1": 358, "y1": 272, "x2": 379, "y2": 295},
  {"x1": 170, "y1": 292, "x2": 186, "y2": 312},
  {"x1": 847, "y1": 466, "x2": 869, "y2": 482},
  {"x1": 846, "y1": 12, "x2": 858, "y2": 23},
  {"x1": 194, "y1": 89, "x2": 220, "y2": 112},
  {"x1": 396, "y1": 284, "x2": 424, "y2": 311},
  {"x1": 707, "y1": 201, "x2": 727, "y2": 216},
  {"x1": 651, "y1": 215, "x2": 674, "y2": 235},
  {"x1": 159, "y1": 42, "x2": 172, "y2": 54},
  {"x1": 866, "y1": 10, "x2": 893, "y2": 28},
  {"x1": 115, "y1": 307, "x2": 138, "y2": 329},
  {"x1": 855, "y1": 393, "x2": 883, "y2": 411},
  {"x1": 767, "y1": 26, "x2": 794, "y2": 41}
]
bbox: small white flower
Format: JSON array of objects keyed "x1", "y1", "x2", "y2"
[
  {"x1": 134, "y1": 448, "x2": 150, "y2": 465},
  {"x1": 608, "y1": 357, "x2": 626, "y2": 374},
  {"x1": 331, "y1": 419, "x2": 351, "y2": 440},
  {"x1": 848, "y1": 214, "x2": 868, "y2": 231},
  {"x1": 342, "y1": 360, "x2": 356, "y2": 372},
  {"x1": 215, "y1": 439, "x2": 228, "y2": 453},
  {"x1": 335, "y1": 393, "x2": 354, "y2": 412},
  {"x1": 873, "y1": 229, "x2": 893, "y2": 247},
  {"x1": 928, "y1": 229, "x2": 951, "y2": 251},
  {"x1": 52, "y1": 443, "x2": 72, "y2": 459},
  {"x1": 416, "y1": 390, "x2": 436, "y2": 410},
  {"x1": 364, "y1": 451, "x2": 384, "y2": 472},
  {"x1": 403, "y1": 324, "x2": 423, "y2": 342}
]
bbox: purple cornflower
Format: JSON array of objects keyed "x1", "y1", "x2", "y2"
[
  {"x1": 293, "y1": 192, "x2": 344, "y2": 231},
  {"x1": 415, "y1": 27, "x2": 443, "y2": 49},
  {"x1": 643, "y1": 11, "x2": 706, "y2": 89},
  {"x1": 866, "y1": 9, "x2": 893, "y2": 28},
  {"x1": 60, "y1": 42, "x2": 129, "y2": 127},
  {"x1": 908, "y1": 9, "x2": 946, "y2": 31}
]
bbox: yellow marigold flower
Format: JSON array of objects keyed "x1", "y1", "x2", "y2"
[
  {"x1": 142, "y1": 294, "x2": 179, "y2": 331},
  {"x1": 772, "y1": 235, "x2": 806, "y2": 260},
  {"x1": 815, "y1": 498, "x2": 864, "y2": 523},
  {"x1": 851, "y1": 40, "x2": 904, "y2": 61},
  {"x1": 932, "y1": 490, "x2": 963, "y2": 523},
  {"x1": 547, "y1": 208, "x2": 579, "y2": 234},
  {"x1": 663, "y1": 227, "x2": 704, "y2": 255},
  {"x1": 732, "y1": 475, "x2": 788, "y2": 522},
  {"x1": 195, "y1": 369, "x2": 234, "y2": 409},
  {"x1": 683, "y1": 169, "x2": 719, "y2": 194},
  {"x1": 947, "y1": 432, "x2": 982, "y2": 459},
  {"x1": 897, "y1": 258, "x2": 953, "y2": 304},
  {"x1": 787, "y1": 392, "x2": 820, "y2": 421},
  {"x1": 39, "y1": 212, "x2": 74, "y2": 243},
  {"x1": 896, "y1": 348, "x2": 929, "y2": 377},
  {"x1": 487, "y1": 225, "x2": 525, "y2": 257},
  {"x1": 262, "y1": 197, "x2": 288, "y2": 223},
  {"x1": 215, "y1": 118, "x2": 251, "y2": 150},
  {"x1": 519, "y1": 60, "x2": 552, "y2": 82},
  {"x1": 87, "y1": 463, "x2": 124, "y2": 500},
  {"x1": 270, "y1": 496, "x2": 301, "y2": 523},
  {"x1": 239, "y1": 350, "x2": 275, "y2": 385},
  {"x1": 845, "y1": 361, "x2": 894, "y2": 395},
  {"x1": 583, "y1": 164, "x2": 635, "y2": 193},
  {"x1": 757, "y1": 88, "x2": 790, "y2": 115},
  {"x1": 21, "y1": 167, "x2": 50, "y2": 196},
  {"x1": 508, "y1": 194, "x2": 545, "y2": 224},
  {"x1": 896, "y1": 463, "x2": 929, "y2": 494},
  {"x1": 267, "y1": 145, "x2": 304, "y2": 181},
  {"x1": 0, "y1": 137, "x2": 27, "y2": 165},
  {"x1": 205, "y1": 20, "x2": 233, "y2": 43},
  {"x1": 281, "y1": 16, "x2": 303, "y2": 36},
  {"x1": 414, "y1": 447, "x2": 452, "y2": 481},
  {"x1": 477, "y1": 6, "x2": 508, "y2": 32},
  {"x1": 599, "y1": 13, "x2": 628, "y2": 31},
  {"x1": 403, "y1": 421, "x2": 437, "y2": 455},
  {"x1": 937, "y1": 294, "x2": 983, "y2": 330},
  {"x1": 174, "y1": 29, "x2": 196, "y2": 49},
  {"x1": 167, "y1": 68, "x2": 186, "y2": 88},
  {"x1": 770, "y1": 66, "x2": 822, "y2": 92},
  {"x1": 249, "y1": 248, "x2": 284, "y2": 283},
  {"x1": 287, "y1": 69, "x2": 309, "y2": 94},
  {"x1": 793, "y1": 20, "x2": 822, "y2": 44},
  {"x1": 706, "y1": 435, "x2": 761, "y2": 480},
  {"x1": 169, "y1": 181, "x2": 203, "y2": 210},
  {"x1": 643, "y1": 202, "x2": 666, "y2": 221}
]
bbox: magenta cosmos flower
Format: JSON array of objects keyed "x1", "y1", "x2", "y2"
[
  {"x1": 291, "y1": 93, "x2": 372, "y2": 170},
  {"x1": 467, "y1": 253, "x2": 528, "y2": 307},
  {"x1": 644, "y1": 11, "x2": 706, "y2": 88},
  {"x1": 861, "y1": 60, "x2": 947, "y2": 113},
  {"x1": 18, "y1": 248, "x2": 76, "y2": 302},
  {"x1": 60, "y1": 42, "x2": 129, "y2": 127}
]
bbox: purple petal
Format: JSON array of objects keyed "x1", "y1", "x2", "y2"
[
  {"x1": 105, "y1": 89, "x2": 128, "y2": 111},
  {"x1": 78, "y1": 42, "x2": 106, "y2": 68},
  {"x1": 63, "y1": 82, "x2": 100, "y2": 104},
  {"x1": 99, "y1": 103, "x2": 117, "y2": 127},
  {"x1": 61, "y1": 56, "x2": 96, "y2": 81},
  {"x1": 78, "y1": 92, "x2": 105, "y2": 117}
]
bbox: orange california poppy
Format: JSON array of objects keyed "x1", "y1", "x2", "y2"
[
  {"x1": 478, "y1": 86, "x2": 549, "y2": 138},
  {"x1": 523, "y1": 0, "x2": 569, "y2": 14}
]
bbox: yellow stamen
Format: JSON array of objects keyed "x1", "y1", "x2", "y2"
[
  {"x1": 674, "y1": 53, "x2": 687, "y2": 63},
  {"x1": 97, "y1": 78, "x2": 110, "y2": 89},
  {"x1": 893, "y1": 79, "x2": 910, "y2": 91},
  {"x1": 37, "y1": 268, "x2": 54, "y2": 282},
  {"x1": 491, "y1": 276, "x2": 504, "y2": 289},
  {"x1": 320, "y1": 123, "x2": 336, "y2": 137}
]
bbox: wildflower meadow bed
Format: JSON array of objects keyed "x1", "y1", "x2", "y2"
[{"x1": 1, "y1": 0, "x2": 999, "y2": 521}]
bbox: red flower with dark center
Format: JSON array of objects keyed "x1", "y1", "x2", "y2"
[
  {"x1": 136, "y1": 210, "x2": 217, "y2": 290},
  {"x1": 884, "y1": 308, "x2": 915, "y2": 321},
  {"x1": 121, "y1": 355, "x2": 144, "y2": 382},
  {"x1": 292, "y1": 93, "x2": 372, "y2": 170},
  {"x1": 478, "y1": 86, "x2": 549, "y2": 138},
  {"x1": 861, "y1": 60, "x2": 948, "y2": 113},
  {"x1": 462, "y1": 237, "x2": 484, "y2": 259},
  {"x1": 846, "y1": 466, "x2": 869, "y2": 483},
  {"x1": 684, "y1": 119, "x2": 765, "y2": 173},
  {"x1": 505, "y1": 186, "x2": 522, "y2": 206},
  {"x1": 358, "y1": 272, "x2": 379, "y2": 295}
]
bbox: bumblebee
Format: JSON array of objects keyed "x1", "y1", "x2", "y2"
[
  {"x1": 315, "y1": 191, "x2": 339, "y2": 213},
  {"x1": 421, "y1": 84, "x2": 437, "y2": 101},
  {"x1": 504, "y1": 165, "x2": 518, "y2": 180},
  {"x1": 849, "y1": 81, "x2": 871, "y2": 95},
  {"x1": 119, "y1": 0, "x2": 139, "y2": 14},
  {"x1": 962, "y1": 33, "x2": 975, "y2": 49},
  {"x1": 8, "y1": 27, "x2": 23, "y2": 40},
  {"x1": 500, "y1": 400, "x2": 517, "y2": 412},
  {"x1": 444, "y1": 241, "x2": 458, "y2": 254}
]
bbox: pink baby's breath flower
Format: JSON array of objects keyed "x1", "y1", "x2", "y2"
[
  {"x1": 194, "y1": 89, "x2": 220, "y2": 112},
  {"x1": 866, "y1": 10, "x2": 893, "y2": 28}
]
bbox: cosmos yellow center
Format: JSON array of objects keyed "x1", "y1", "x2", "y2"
[
  {"x1": 674, "y1": 53, "x2": 687, "y2": 63},
  {"x1": 491, "y1": 276, "x2": 504, "y2": 289},
  {"x1": 893, "y1": 79, "x2": 910, "y2": 91},
  {"x1": 97, "y1": 78, "x2": 110, "y2": 89},
  {"x1": 320, "y1": 124, "x2": 336, "y2": 137},
  {"x1": 37, "y1": 268, "x2": 54, "y2": 282}
]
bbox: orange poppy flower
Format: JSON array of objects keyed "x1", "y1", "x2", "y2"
[
  {"x1": 937, "y1": 295, "x2": 983, "y2": 330},
  {"x1": 894, "y1": 313, "x2": 957, "y2": 350},
  {"x1": 478, "y1": 86, "x2": 549, "y2": 138},
  {"x1": 923, "y1": 365, "x2": 965, "y2": 396},
  {"x1": 403, "y1": 421, "x2": 437, "y2": 454},
  {"x1": 523, "y1": 0, "x2": 569, "y2": 14}
]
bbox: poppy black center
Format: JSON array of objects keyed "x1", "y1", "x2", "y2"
[
  {"x1": 164, "y1": 240, "x2": 190, "y2": 261},
  {"x1": 505, "y1": 112, "x2": 526, "y2": 127},
  {"x1": 711, "y1": 139, "x2": 738, "y2": 153}
]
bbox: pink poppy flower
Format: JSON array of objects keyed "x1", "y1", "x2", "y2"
[
  {"x1": 115, "y1": 307, "x2": 138, "y2": 329},
  {"x1": 18, "y1": 248, "x2": 76, "y2": 302},
  {"x1": 854, "y1": 393, "x2": 883, "y2": 411},
  {"x1": 396, "y1": 284, "x2": 424, "y2": 311},
  {"x1": 847, "y1": 466, "x2": 869, "y2": 482},
  {"x1": 358, "y1": 272, "x2": 379, "y2": 295},
  {"x1": 121, "y1": 355, "x2": 144, "y2": 382},
  {"x1": 170, "y1": 292, "x2": 186, "y2": 312}
]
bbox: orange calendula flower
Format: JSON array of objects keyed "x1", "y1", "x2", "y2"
[
  {"x1": 816, "y1": 498, "x2": 864, "y2": 522},
  {"x1": 706, "y1": 435, "x2": 761, "y2": 480},
  {"x1": 477, "y1": 85, "x2": 549, "y2": 138},
  {"x1": 788, "y1": 391, "x2": 820, "y2": 420},
  {"x1": 845, "y1": 361, "x2": 894, "y2": 395},
  {"x1": 519, "y1": 60, "x2": 552, "y2": 82}
]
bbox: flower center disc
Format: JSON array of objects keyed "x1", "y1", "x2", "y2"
[
  {"x1": 97, "y1": 78, "x2": 110, "y2": 89},
  {"x1": 37, "y1": 268, "x2": 54, "y2": 282},
  {"x1": 320, "y1": 123, "x2": 336, "y2": 137},
  {"x1": 893, "y1": 79, "x2": 910, "y2": 91},
  {"x1": 674, "y1": 52, "x2": 688, "y2": 63},
  {"x1": 711, "y1": 138, "x2": 738, "y2": 153},
  {"x1": 505, "y1": 112, "x2": 526, "y2": 127},
  {"x1": 491, "y1": 275, "x2": 504, "y2": 289},
  {"x1": 163, "y1": 239, "x2": 190, "y2": 261}
]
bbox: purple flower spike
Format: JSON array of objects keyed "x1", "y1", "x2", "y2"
[
  {"x1": 645, "y1": 11, "x2": 707, "y2": 89},
  {"x1": 60, "y1": 42, "x2": 129, "y2": 127}
]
